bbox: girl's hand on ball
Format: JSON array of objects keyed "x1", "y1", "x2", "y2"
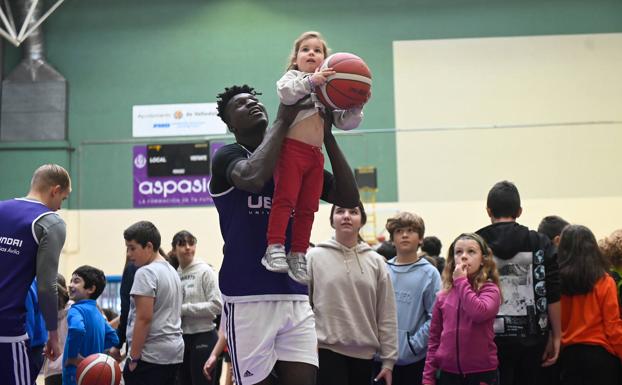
[{"x1": 311, "y1": 68, "x2": 335, "y2": 86}]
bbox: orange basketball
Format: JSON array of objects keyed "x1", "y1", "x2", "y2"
[
  {"x1": 76, "y1": 353, "x2": 121, "y2": 385},
  {"x1": 317, "y1": 52, "x2": 372, "y2": 110}
]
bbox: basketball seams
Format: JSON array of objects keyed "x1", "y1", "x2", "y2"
[
  {"x1": 106, "y1": 359, "x2": 118, "y2": 385},
  {"x1": 77, "y1": 353, "x2": 120, "y2": 385},
  {"x1": 322, "y1": 57, "x2": 371, "y2": 78},
  {"x1": 319, "y1": 86, "x2": 338, "y2": 109},
  {"x1": 325, "y1": 73, "x2": 372, "y2": 85},
  {"x1": 318, "y1": 52, "x2": 371, "y2": 110}
]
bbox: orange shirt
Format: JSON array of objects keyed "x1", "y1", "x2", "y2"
[{"x1": 561, "y1": 274, "x2": 622, "y2": 360}]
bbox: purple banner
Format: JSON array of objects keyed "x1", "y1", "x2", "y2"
[{"x1": 132, "y1": 143, "x2": 223, "y2": 208}]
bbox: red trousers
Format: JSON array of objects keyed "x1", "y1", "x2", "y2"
[{"x1": 267, "y1": 138, "x2": 324, "y2": 253}]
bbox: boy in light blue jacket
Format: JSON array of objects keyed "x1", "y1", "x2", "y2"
[{"x1": 381, "y1": 212, "x2": 441, "y2": 385}]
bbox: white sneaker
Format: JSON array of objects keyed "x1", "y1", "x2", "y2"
[
  {"x1": 287, "y1": 252, "x2": 310, "y2": 284},
  {"x1": 261, "y1": 244, "x2": 288, "y2": 273}
]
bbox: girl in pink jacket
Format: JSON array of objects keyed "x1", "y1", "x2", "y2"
[{"x1": 423, "y1": 233, "x2": 502, "y2": 385}]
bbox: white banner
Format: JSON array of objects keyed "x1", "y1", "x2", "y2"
[{"x1": 132, "y1": 103, "x2": 227, "y2": 137}]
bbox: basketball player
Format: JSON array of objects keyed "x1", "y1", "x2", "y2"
[
  {"x1": 0, "y1": 164, "x2": 71, "y2": 385},
  {"x1": 208, "y1": 85, "x2": 359, "y2": 385}
]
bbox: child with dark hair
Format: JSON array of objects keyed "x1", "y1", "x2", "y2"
[
  {"x1": 123, "y1": 221, "x2": 184, "y2": 385},
  {"x1": 537, "y1": 216, "x2": 569, "y2": 247},
  {"x1": 558, "y1": 225, "x2": 622, "y2": 385},
  {"x1": 536, "y1": 216, "x2": 569, "y2": 385},
  {"x1": 308, "y1": 203, "x2": 397, "y2": 385},
  {"x1": 109, "y1": 256, "x2": 138, "y2": 362},
  {"x1": 421, "y1": 236, "x2": 445, "y2": 275},
  {"x1": 172, "y1": 230, "x2": 222, "y2": 385},
  {"x1": 62, "y1": 265, "x2": 119, "y2": 385},
  {"x1": 476, "y1": 181, "x2": 561, "y2": 385},
  {"x1": 375, "y1": 240, "x2": 396, "y2": 261},
  {"x1": 423, "y1": 233, "x2": 502, "y2": 385}
]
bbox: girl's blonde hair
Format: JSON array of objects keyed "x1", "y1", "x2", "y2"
[
  {"x1": 442, "y1": 233, "x2": 501, "y2": 298},
  {"x1": 286, "y1": 31, "x2": 329, "y2": 71}
]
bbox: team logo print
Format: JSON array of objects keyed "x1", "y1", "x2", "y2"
[{"x1": 134, "y1": 153, "x2": 147, "y2": 169}]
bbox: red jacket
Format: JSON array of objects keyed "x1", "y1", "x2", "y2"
[
  {"x1": 423, "y1": 277, "x2": 500, "y2": 385},
  {"x1": 561, "y1": 274, "x2": 622, "y2": 360}
]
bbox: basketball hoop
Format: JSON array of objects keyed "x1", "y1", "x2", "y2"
[{"x1": 0, "y1": 0, "x2": 66, "y2": 47}]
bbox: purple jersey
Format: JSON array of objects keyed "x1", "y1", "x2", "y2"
[
  {"x1": 209, "y1": 144, "x2": 308, "y2": 301},
  {"x1": 0, "y1": 199, "x2": 54, "y2": 338}
]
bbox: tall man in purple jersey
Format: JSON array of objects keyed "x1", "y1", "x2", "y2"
[
  {"x1": 0, "y1": 164, "x2": 71, "y2": 385},
  {"x1": 207, "y1": 85, "x2": 359, "y2": 385}
]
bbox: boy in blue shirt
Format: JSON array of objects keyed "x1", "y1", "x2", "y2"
[
  {"x1": 381, "y1": 211, "x2": 441, "y2": 385},
  {"x1": 63, "y1": 265, "x2": 119, "y2": 385}
]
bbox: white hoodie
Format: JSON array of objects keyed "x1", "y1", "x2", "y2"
[
  {"x1": 178, "y1": 259, "x2": 222, "y2": 334},
  {"x1": 307, "y1": 238, "x2": 398, "y2": 370}
]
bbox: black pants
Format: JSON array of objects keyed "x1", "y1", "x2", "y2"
[
  {"x1": 560, "y1": 344, "x2": 621, "y2": 385},
  {"x1": 178, "y1": 330, "x2": 220, "y2": 385},
  {"x1": 44, "y1": 374, "x2": 62, "y2": 385},
  {"x1": 373, "y1": 359, "x2": 425, "y2": 385},
  {"x1": 537, "y1": 362, "x2": 561, "y2": 385},
  {"x1": 438, "y1": 370, "x2": 498, "y2": 385},
  {"x1": 496, "y1": 339, "x2": 546, "y2": 385},
  {"x1": 123, "y1": 360, "x2": 180, "y2": 385},
  {"x1": 27, "y1": 344, "x2": 45, "y2": 382},
  {"x1": 317, "y1": 348, "x2": 373, "y2": 385}
]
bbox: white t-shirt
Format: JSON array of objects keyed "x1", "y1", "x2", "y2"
[{"x1": 127, "y1": 260, "x2": 184, "y2": 364}]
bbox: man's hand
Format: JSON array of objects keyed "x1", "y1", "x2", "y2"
[
  {"x1": 109, "y1": 346, "x2": 123, "y2": 361},
  {"x1": 203, "y1": 354, "x2": 218, "y2": 380},
  {"x1": 541, "y1": 331, "x2": 560, "y2": 367},
  {"x1": 374, "y1": 367, "x2": 392, "y2": 385},
  {"x1": 128, "y1": 360, "x2": 138, "y2": 372},
  {"x1": 322, "y1": 105, "x2": 335, "y2": 138},
  {"x1": 44, "y1": 330, "x2": 61, "y2": 361},
  {"x1": 275, "y1": 95, "x2": 314, "y2": 128},
  {"x1": 65, "y1": 354, "x2": 84, "y2": 367}
]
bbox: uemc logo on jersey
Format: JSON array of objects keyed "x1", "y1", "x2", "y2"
[
  {"x1": 139, "y1": 178, "x2": 209, "y2": 198},
  {"x1": 248, "y1": 195, "x2": 271, "y2": 215}
]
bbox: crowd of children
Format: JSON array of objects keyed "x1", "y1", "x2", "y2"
[{"x1": 22, "y1": 180, "x2": 621, "y2": 385}]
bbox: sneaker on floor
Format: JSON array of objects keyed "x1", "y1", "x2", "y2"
[
  {"x1": 287, "y1": 252, "x2": 310, "y2": 284},
  {"x1": 261, "y1": 243, "x2": 288, "y2": 273}
]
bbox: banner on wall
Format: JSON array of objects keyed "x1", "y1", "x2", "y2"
[
  {"x1": 132, "y1": 103, "x2": 227, "y2": 137},
  {"x1": 132, "y1": 142, "x2": 223, "y2": 208}
]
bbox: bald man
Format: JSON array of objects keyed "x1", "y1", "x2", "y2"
[{"x1": 0, "y1": 164, "x2": 71, "y2": 385}]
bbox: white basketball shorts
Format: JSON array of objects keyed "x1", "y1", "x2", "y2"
[{"x1": 223, "y1": 300, "x2": 318, "y2": 385}]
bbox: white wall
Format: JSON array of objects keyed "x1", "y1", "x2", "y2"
[{"x1": 58, "y1": 194, "x2": 622, "y2": 278}]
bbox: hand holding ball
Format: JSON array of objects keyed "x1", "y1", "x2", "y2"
[{"x1": 316, "y1": 52, "x2": 372, "y2": 110}]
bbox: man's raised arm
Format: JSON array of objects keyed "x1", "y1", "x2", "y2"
[
  {"x1": 321, "y1": 114, "x2": 359, "y2": 207},
  {"x1": 230, "y1": 101, "x2": 308, "y2": 193}
]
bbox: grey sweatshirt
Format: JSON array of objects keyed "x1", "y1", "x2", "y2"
[
  {"x1": 308, "y1": 238, "x2": 398, "y2": 370},
  {"x1": 178, "y1": 259, "x2": 222, "y2": 334}
]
